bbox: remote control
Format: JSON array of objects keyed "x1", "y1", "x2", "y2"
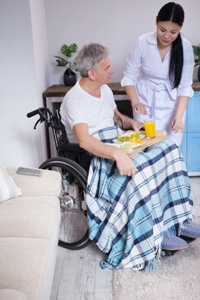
[{"x1": 16, "y1": 167, "x2": 43, "y2": 177}]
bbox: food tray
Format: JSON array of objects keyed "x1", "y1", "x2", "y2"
[{"x1": 120, "y1": 130, "x2": 167, "y2": 156}]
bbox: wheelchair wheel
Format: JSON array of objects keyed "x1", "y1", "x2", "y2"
[{"x1": 39, "y1": 157, "x2": 91, "y2": 250}]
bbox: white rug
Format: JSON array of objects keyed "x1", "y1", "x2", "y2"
[{"x1": 112, "y1": 238, "x2": 200, "y2": 300}]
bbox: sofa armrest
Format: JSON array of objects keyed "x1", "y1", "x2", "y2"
[{"x1": 6, "y1": 168, "x2": 61, "y2": 197}]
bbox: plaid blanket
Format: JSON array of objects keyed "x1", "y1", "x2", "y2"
[{"x1": 86, "y1": 126, "x2": 193, "y2": 271}]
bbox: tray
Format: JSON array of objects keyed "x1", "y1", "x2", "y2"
[{"x1": 120, "y1": 130, "x2": 167, "y2": 156}]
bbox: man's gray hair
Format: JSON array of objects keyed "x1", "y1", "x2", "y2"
[{"x1": 76, "y1": 43, "x2": 109, "y2": 78}]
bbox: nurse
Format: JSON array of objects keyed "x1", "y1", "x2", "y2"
[{"x1": 121, "y1": 2, "x2": 194, "y2": 146}]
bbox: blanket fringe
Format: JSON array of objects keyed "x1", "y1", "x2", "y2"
[{"x1": 100, "y1": 247, "x2": 161, "y2": 272}]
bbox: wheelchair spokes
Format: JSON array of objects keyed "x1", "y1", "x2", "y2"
[{"x1": 39, "y1": 157, "x2": 91, "y2": 250}]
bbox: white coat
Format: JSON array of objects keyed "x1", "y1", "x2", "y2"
[{"x1": 121, "y1": 31, "x2": 194, "y2": 146}]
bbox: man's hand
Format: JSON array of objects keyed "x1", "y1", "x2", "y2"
[
  {"x1": 114, "y1": 108, "x2": 143, "y2": 131},
  {"x1": 115, "y1": 150, "x2": 137, "y2": 179},
  {"x1": 74, "y1": 122, "x2": 138, "y2": 178},
  {"x1": 129, "y1": 119, "x2": 144, "y2": 132}
]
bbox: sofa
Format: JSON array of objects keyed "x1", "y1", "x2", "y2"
[{"x1": 0, "y1": 163, "x2": 61, "y2": 300}]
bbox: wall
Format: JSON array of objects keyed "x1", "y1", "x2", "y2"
[
  {"x1": 45, "y1": 0, "x2": 200, "y2": 84},
  {"x1": 0, "y1": 0, "x2": 48, "y2": 167}
]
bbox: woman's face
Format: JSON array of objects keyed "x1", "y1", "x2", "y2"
[{"x1": 156, "y1": 21, "x2": 182, "y2": 48}]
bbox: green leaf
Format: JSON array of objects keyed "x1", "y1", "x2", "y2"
[
  {"x1": 60, "y1": 44, "x2": 70, "y2": 57},
  {"x1": 54, "y1": 43, "x2": 78, "y2": 70},
  {"x1": 192, "y1": 45, "x2": 200, "y2": 57},
  {"x1": 54, "y1": 56, "x2": 68, "y2": 67},
  {"x1": 194, "y1": 58, "x2": 200, "y2": 66},
  {"x1": 60, "y1": 43, "x2": 78, "y2": 58},
  {"x1": 69, "y1": 43, "x2": 78, "y2": 53}
]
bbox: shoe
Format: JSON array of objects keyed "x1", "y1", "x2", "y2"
[
  {"x1": 161, "y1": 232, "x2": 188, "y2": 251},
  {"x1": 180, "y1": 221, "x2": 200, "y2": 239}
]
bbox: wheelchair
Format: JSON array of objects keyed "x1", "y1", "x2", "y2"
[
  {"x1": 27, "y1": 107, "x2": 193, "y2": 256},
  {"x1": 27, "y1": 107, "x2": 92, "y2": 250}
]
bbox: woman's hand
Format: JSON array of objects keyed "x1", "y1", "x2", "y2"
[
  {"x1": 171, "y1": 118, "x2": 184, "y2": 133},
  {"x1": 133, "y1": 103, "x2": 147, "y2": 115},
  {"x1": 171, "y1": 96, "x2": 188, "y2": 133}
]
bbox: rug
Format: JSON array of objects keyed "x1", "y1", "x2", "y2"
[{"x1": 112, "y1": 237, "x2": 200, "y2": 300}]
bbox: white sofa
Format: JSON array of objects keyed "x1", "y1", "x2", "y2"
[{"x1": 0, "y1": 167, "x2": 61, "y2": 300}]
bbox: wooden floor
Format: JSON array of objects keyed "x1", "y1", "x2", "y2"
[
  {"x1": 50, "y1": 242, "x2": 112, "y2": 300},
  {"x1": 50, "y1": 176, "x2": 200, "y2": 300}
]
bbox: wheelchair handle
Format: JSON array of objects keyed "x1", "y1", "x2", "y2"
[
  {"x1": 27, "y1": 108, "x2": 41, "y2": 118},
  {"x1": 27, "y1": 107, "x2": 53, "y2": 129},
  {"x1": 27, "y1": 107, "x2": 49, "y2": 118}
]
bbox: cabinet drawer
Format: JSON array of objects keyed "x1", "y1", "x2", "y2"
[
  {"x1": 186, "y1": 92, "x2": 200, "y2": 132},
  {"x1": 185, "y1": 133, "x2": 200, "y2": 172}
]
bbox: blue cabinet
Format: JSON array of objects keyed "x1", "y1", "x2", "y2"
[{"x1": 180, "y1": 91, "x2": 200, "y2": 175}]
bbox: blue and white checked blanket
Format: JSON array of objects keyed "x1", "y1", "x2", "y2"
[{"x1": 86, "y1": 126, "x2": 193, "y2": 271}]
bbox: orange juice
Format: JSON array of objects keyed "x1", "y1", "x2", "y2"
[{"x1": 144, "y1": 119, "x2": 155, "y2": 138}]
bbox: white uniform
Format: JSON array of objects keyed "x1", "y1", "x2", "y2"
[
  {"x1": 60, "y1": 81, "x2": 116, "y2": 143},
  {"x1": 121, "y1": 31, "x2": 194, "y2": 146}
]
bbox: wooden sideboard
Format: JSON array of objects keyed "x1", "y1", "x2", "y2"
[{"x1": 42, "y1": 81, "x2": 200, "y2": 99}]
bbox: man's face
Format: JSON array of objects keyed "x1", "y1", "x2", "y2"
[{"x1": 93, "y1": 55, "x2": 114, "y2": 84}]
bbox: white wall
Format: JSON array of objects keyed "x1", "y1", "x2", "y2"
[
  {"x1": 45, "y1": 0, "x2": 200, "y2": 84},
  {"x1": 0, "y1": 0, "x2": 48, "y2": 167}
]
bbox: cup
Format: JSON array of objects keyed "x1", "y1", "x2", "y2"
[{"x1": 144, "y1": 119, "x2": 156, "y2": 139}]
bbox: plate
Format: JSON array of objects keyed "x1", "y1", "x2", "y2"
[
  {"x1": 105, "y1": 143, "x2": 121, "y2": 148},
  {"x1": 113, "y1": 133, "x2": 145, "y2": 144}
]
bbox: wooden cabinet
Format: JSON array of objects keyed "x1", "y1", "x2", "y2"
[{"x1": 181, "y1": 91, "x2": 200, "y2": 175}]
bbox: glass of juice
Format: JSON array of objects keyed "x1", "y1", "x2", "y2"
[{"x1": 144, "y1": 119, "x2": 156, "y2": 139}]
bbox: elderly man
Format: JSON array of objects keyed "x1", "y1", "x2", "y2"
[{"x1": 60, "y1": 43, "x2": 200, "y2": 271}]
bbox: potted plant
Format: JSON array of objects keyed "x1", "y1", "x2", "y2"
[
  {"x1": 55, "y1": 43, "x2": 78, "y2": 86},
  {"x1": 192, "y1": 44, "x2": 200, "y2": 81}
]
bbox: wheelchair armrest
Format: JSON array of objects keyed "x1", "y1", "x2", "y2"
[{"x1": 59, "y1": 143, "x2": 88, "y2": 153}]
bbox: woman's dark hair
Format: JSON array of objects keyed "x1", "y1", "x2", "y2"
[{"x1": 157, "y1": 2, "x2": 185, "y2": 88}]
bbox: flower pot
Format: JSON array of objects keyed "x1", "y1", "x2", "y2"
[
  {"x1": 63, "y1": 70, "x2": 77, "y2": 86},
  {"x1": 198, "y1": 66, "x2": 200, "y2": 81}
]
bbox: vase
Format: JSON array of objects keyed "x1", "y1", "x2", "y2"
[
  {"x1": 198, "y1": 66, "x2": 200, "y2": 82},
  {"x1": 63, "y1": 70, "x2": 77, "y2": 86}
]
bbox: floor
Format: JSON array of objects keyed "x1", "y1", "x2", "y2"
[{"x1": 50, "y1": 176, "x2": 200, "y2": 300}]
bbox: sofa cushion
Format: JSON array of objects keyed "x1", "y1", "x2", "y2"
[
  {"x1": 0, "y1": 289, "x2": 27, "y2": 300},
  {"x1": 0, "y1": 196, "x2": 60, "y2": 239},
  {"x1": 7, "y1": 168, "x2": 61, "y2": 197},
  {"x1": 0, "y1": 238, "x2": 53, "y2": 300},
  {"x1": 0, "y1": 162, "x2": 21, "y2": 202}
]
